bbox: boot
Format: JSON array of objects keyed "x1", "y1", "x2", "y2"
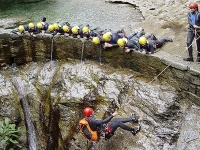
[
  {"x1": 130, "y1": 113, "x2": 138, "y2": 123},
  {"x1": 183, "y1": 57, "x2": 194, "y2": 61},
  {"x1": 131, "y1": 126, "x2": 141, "y2": 136},
  {"x1": 165, "y1": 38, "x2": 173, "y2": 42}
]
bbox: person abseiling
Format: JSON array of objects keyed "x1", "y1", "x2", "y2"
[
  {"x1": 183, "y1": 2, "x2": 200, "y2": 62},
  {"x1": 117, "y1": 37, "x2": 139, "y2": 52},
  {"x1": 138, "y1": 34, "x2": 172, "y2": 55},
  {"x1": 81, "y1": 107, "x2": 140, "y2": 140},
  {"x1": 71, "y1": 26, "x2": 83, "y2": 38},
  {"x1": 102, "y1": 30, "x2": 125, "y2": 49}
]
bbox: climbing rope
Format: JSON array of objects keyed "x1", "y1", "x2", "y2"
[
  {"x1": 149, "y1": 29, "x2": 200, "y2": 84},
  {"x1": 81, "y1": 41, "x2": 84, "y2": 63},
  {"x1": 51, "y1": 37, "x2": 54, "y2": 61}
]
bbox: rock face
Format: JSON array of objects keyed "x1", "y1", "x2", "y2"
[
  {"x1": 0, "y1": 30, "x2": 199, "y2": 106},
  {"x1": 0, "y1": 0, "x2": 44, "y2": 5},
  {"x1": 0, "y1": 61, "x2": 200, "y2": 150},
  {"x1": 0, "y1": 0, "x2": 200, "y2": 149}
]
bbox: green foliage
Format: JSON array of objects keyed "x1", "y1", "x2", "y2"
[
  {"x1": 105, "y1": 51, "x2": 113, "y2": 57},
  {"x1": 0, "y1": 118, "x2": 20, "y2": 149}
]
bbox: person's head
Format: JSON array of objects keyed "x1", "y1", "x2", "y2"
[
  {"x1": 83, "y1": 107, "x2": 94, "y2": 117},
  {"x1": 138, "y1": 36, "x2": 147, "y2": 46},
  {"x1": 72, "y1": 26, "x2": 80, "y2": 34},
  {"x1": 62, "y1": 25, "x2": 69, "y2": 32},
  {"x1": 92, "y1": 37, "x2": 100, "y2": 44},
  {"x1": 37, "y1": 22, "x2": 43, "y2": 29},
  {"x1": 82, "y1": 26, "x2": 89, "y2": 34},
  {"x1": 18, "y1": 25, "x2": 25, "y2": 32},
  {"x1": 48, "y1": 25, "x2": 54, "y2": 32},
  {"x1": 117, "y1": 38, "x2": 128, "y2": 47},
  {"x1": 103, "y1": 32, "x2": 112, "y2": 42},
  {"x1": 189, "y1": 3, "x2": 198, "y2": 12},
  {"x1": 53, "y1": 23, "x2": 59, "y2": 30},
  {"x1": 28, "y1": 23, "x2": 34, "y2": 29}
]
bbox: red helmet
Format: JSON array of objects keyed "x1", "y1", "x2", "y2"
[
  {"x1": 83, "y1": 107, "x2": 94, "y2": 117},
  {"x1": 189, "y1": 3, "x2": 198, "y2": 9}
]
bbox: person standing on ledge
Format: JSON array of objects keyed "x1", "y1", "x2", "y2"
[{"x1": 183, "y1": 2, "x2": 200, "y2": 62}]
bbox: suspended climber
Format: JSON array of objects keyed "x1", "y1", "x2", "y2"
[{"x1": 79, "y1": 107, "x2": 140, "y2": 141}]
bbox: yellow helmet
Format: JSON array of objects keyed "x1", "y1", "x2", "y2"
[
  {"x1": 37, "y1": 22, "x2": 43, "y2": 29},
  {"x1": 117, "y1": 38, "x2": 128, "y2": 47},
  {"x1": 62, "y1": 25, "x2": 69, "y2": 32},
  {"x1": 53, "y1": 23, "x2": 59, "y2": 30},
  {"x1": 92, "y1": 37, "x2": 100, "y2": 44},
  {"x1": 82, "y1": 27, "x2": 89, "y2": 33},
  {"x1": 48, "y1": 25, "x2": 54, "y2": 31},
  {"x1": 103, "y1": 32, "x2": 111, "y2": 41},
  {"x1": 139, "y1": 36, "x2": 147, "y2": 45},
  {"x1": 28, "y1": 23, "x2": 34, "y2": 28},
  {"x1": 18, "y1": 25, "x2": 25, "y2": 32},
  {"x1": 72, "y1": 26, "x2": 79, "y2": 34}
]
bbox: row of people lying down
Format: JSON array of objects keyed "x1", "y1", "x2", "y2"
[{"x1": 11, "y1": 22, "x2": 173, "y2": 55}]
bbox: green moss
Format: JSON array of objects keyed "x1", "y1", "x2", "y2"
[{"x1": 105, "y1": 51, "x2": 113, "y2": 57}]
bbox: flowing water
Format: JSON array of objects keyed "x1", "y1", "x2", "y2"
[{"x1": 0, "y1": 0, "x2": 143, "y2": 33}]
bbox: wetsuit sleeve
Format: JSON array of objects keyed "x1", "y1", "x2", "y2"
[
  {"x1": 111, "y1": 43, "x2": 119, "y2": 47},
  {"x1": 92, "y1": 115, "x2": 113, "y2": 125},
  {"x1": 146, "y1": 43, "x2": 155, "y2": 54},
  {"x1": 188, "y1": 12, "x2": 193, "y2": 26},
  {"x1": 126, "y1": 42, "x2": 138, "y2": 50},
  {"x1": 33, "y1": 28, "x2": 40, "y2": 34}
]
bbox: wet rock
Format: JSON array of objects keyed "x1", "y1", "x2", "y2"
[{"x1": 0, "y1": 17, "x2": 31, "y2": 29}]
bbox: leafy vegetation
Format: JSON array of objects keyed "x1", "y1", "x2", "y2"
[{"x1": 0, "y1": 118, "x2": 20, "y2": 150}]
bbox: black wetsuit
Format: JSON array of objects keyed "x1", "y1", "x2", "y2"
[
  {"x1": 125, "y1": 39, "x2": 139, "y2": 50},
  {"x1": 55, "y1": 25, "x2": 72, "y2": 36},
  {"x1": 87, "y1": 115, "x2": 135, "y2": 139},
  {"x1": 106, "y1": 31, "x2": 125, "y2": 47},
  {"x1": 72, "y1": 29, "x2": 83, "y2": 38},
  {"x1": 140, "y1": 34, "x2": 171, "y2": 54},
  {"x1": 187, "y1": 12, "x2": 200, "y2": 59},
  {"x1": 83, "y1": 31, "x2": 98, "y2": 40}
]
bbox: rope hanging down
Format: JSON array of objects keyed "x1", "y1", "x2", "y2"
[{"x1": 149, "y1": 29, "x2": 200, "y2": 84}]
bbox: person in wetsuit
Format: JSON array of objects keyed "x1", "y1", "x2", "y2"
[
  {"x1": 83, "y1": 107, "x2": 140, "y2": 140},
  {"x1": 71, "y1": 26, "x2": 84, "y2": 38},
  {"x1": 11, "y1": 23, "x2": 39, "y2": 37},
  {"x1": 183, "y1": 2, "x2": 200, "y2": 62},
  {"x1": 138, "y1": 34, "x2": 172, "y2": 55},
  {"x1": 117, "y1": 37, "x2": 139, "y2": 52},
  {"x1": 102, "y1": 30, "x2": 126, "y2": 49},
  {"x1": 36, "y1": 22, "x2": 49, "y2": 36}
]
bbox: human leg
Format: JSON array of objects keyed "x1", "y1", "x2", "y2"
[
  {"x1": 195, "y1": 31, "x2": 200, "y2": 62},
  {"x1": 184, "y1": 31, "x2": 195, "y2": 61},
  {"x1": 109, "y1": 116, "x2": 138, "y2": 133}
]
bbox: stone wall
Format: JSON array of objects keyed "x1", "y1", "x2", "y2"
[{"x1": 0, "y1": 30, "x2": 199, "y2": 106}]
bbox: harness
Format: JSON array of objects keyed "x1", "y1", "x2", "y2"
[{"x1": 98, "y1": 123, "x2": 113, "y2": 140}]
